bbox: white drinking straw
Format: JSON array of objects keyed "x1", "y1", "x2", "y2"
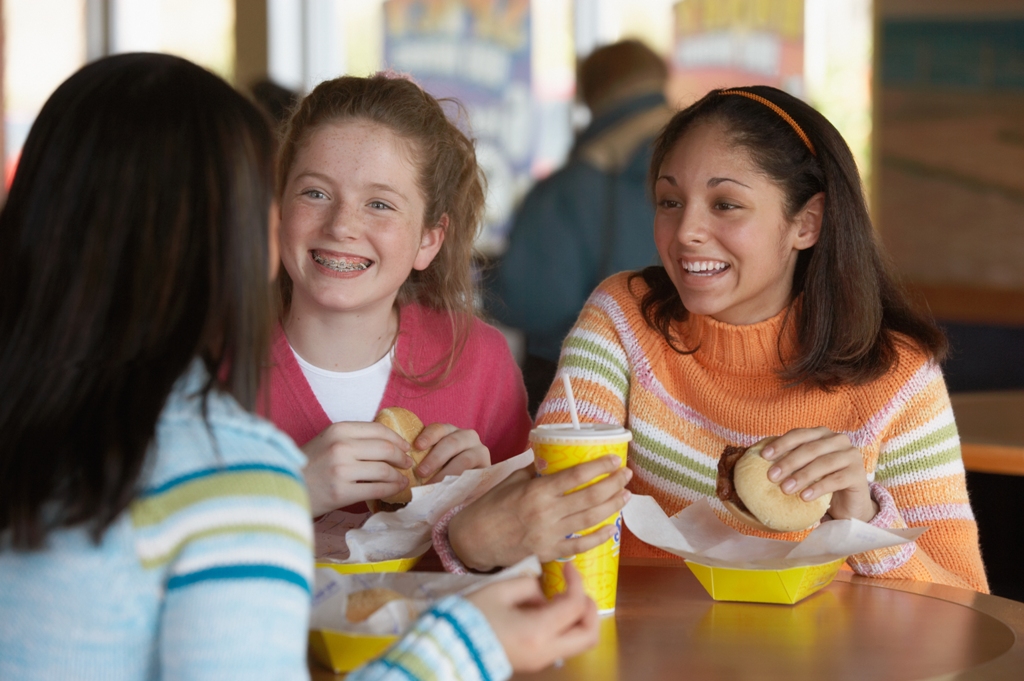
[{"x1": 562, "y1": 373, "x2": 581, "y2": 429}]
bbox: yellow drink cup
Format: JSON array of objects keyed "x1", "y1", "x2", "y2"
[{"x1": 530, "y1": 423, "x2": 632, "y2": 615}]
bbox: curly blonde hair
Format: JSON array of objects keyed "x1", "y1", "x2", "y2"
[{"x1": 277, "y1": 73, "x2": 486, "y2": 382}]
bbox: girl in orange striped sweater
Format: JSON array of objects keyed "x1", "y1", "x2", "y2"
[{"x1": 537, "y1": 86, "x2": 988, "y2": 592}]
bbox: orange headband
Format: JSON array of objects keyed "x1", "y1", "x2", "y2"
[{"x1": 719, "y1": 90, "x2": 816, "y2": 156}]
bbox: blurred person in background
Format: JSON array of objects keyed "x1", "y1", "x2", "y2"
[
  {"x1": 250, "y1": 78, "x2": 299, "y2": 130},
  {"x1": 490, "y1": 39, "x2": 672, "y2": 415}
]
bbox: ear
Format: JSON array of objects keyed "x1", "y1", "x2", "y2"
[
  {"x1": 793, "y1": 192, "x2": 824, "y2": 250},
  {"x1": 412, "y1": 213, "x2": 448, "y2": 271}
]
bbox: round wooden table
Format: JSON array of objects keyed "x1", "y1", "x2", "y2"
[
  {"x1": 311, "y1": 558, "x2": 1024, "y2": 680},
  {"x1": 514, "y1": 560, "x2": 1024, "y2": 680}
]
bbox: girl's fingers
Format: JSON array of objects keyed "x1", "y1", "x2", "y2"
[
  {"x1": 353, "y1": 479, "x2": 410, "y2": 502},
  {"x1": 351, "y1": 460, "x2": 413, "y2": 486},
  {"x1": 796, "y1": 468, "x2": 857, "y2": 502},
  {"x1": 761, "y1": 427, "x2": 834, "y2": 461},
  {"x1": 550, "y1": 523, "x2": 616, "y2": 561},
  {"x1": 559, "y1": 488, "x2": 630, "y2": 537},
  {"x1": 546, "y1": 455, "x2": 623, "y2": 496},
  {"x1": 416, "y1": 427, "x2": 482, "y2": 478},
  {"x1": 328, "y1": 421, "x2": 412, "y2": 450},
  {"x1": 342, "y1": 439, "x2": 414, "y2": 468},
  {"x1": 537, "y1": 567, "x2": 600, "y2": 652},
  {"x1": 767, "y1": 433, "x2": 853, "y2": 481},
  {"x1": 560, "y1": 563, "x2": 584, "y2": 593},
  {"x1": 552, "y1": 466, "x2": 630, "y2": 520},
  {"x1": 431, "y1": 447, "x2": 489, "y2": 480},
  {"x1": 776, "y1": 451, "x2": 851, "y2": 495},
  {"x1": 544, "y1": 609, "x2": 601, "y2": 662},
  {"x1": 414, "y1": 422, "x2": 457, "y2": 450},
  {"x1": 538, "y1": 576, "x2": 595, "y2": 631}
]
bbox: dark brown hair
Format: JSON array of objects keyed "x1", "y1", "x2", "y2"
[
  {"x1": 0, "y1": 53, "x2": 276, "y2": 548},
  {"x1": 276, "y1": 73, "x2": 485, "y2": 382},
  {"x1": 635, "y1": 85, "x2": 946, "y2": 388}
]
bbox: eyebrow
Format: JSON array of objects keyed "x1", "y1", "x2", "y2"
[
  {"x1": 707, "y1": 177, "x2": 750, "y2": 189},
  {"x1": 654, "y1": 175, "x2": 752, "y2": 190},
  {"x1": 367, "y1": 182, "x2": 408, "y2": 201},
  {"x1": 294, "y1": 171, "x2": 334, "y2": 184}
]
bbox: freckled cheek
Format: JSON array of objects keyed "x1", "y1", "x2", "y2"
[
  {"x1": 278, "y1": 223, "x2": 308, "y2": 262},
  {"x1": 287, "y1": 207, "x2": 335, "y2": 242}
]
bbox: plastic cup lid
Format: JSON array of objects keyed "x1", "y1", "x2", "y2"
[{"x1": 529, "y1": 423, "x2": 632, "y2": 442}]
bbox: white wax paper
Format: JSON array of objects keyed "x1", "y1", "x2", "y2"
[
  {"x1": 315, "y1": 449, "x2": 535, "y2": 564},
  {"x1": 310, "y1": 556, "x2": 543, "y2": 635},
  {"x1": 622, "y1": 495, "x2": 925, "y2": 569}
]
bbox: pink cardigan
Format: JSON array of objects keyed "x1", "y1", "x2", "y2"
[{"x1": 262, "y1": 304, "x2": 532, "y2": 468}]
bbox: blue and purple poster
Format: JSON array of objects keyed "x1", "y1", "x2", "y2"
[{"x1": 384, "y1": 0, "x2": 533, "y2": 254}]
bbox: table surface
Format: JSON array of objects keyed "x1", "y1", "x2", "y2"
[
  {"x1": 950, "y1": 391, "x2": 1024, "y2": 475},
  {"x1": 951, "y1": 391, "x2": 1024, "y2": 447},
  {"x1": 311, "y1": 559, "x2": 1024, "y2": 681}
]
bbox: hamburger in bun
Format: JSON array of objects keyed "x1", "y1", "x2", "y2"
[
  {"x1": 369, "y1": 407, "x2": 432, "y2": 513},
  {"x1": 716, "y1": 437, "x2": 832, "y2": 532},
  {"x1": 346, "y1": 587, "x2": 407, "y2": 623}
]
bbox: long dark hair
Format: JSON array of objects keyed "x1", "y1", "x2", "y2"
[
  {"x1": 0, "y1": 53, "x2": 276, "y2": 548},
  {"x1": 635, "y1": 85, "x2": 945, "y2": 387}
]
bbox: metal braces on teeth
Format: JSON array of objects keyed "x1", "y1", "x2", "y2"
[{"x1": 313, "y1": 252, "x2": 370, "y2": 272}]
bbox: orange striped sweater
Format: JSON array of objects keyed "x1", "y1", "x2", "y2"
[{"x1": 537, "y1": 272, "x2": 988, "y2": 593}]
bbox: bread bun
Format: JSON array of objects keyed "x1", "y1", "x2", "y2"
[
  {"x1": 724, "y1": 437, "x2": 832, "y2": 532},
  {"x1": 346, "y1": 587, "x2": 406, "y2": 623},
  {"x1": 368, "y1": 407, "x2": 431, "y2": 512}
]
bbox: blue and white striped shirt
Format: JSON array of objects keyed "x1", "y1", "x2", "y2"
[
  {"x1": 0, "y1": 362, "x2": 512, "y2": 681},
  {"x1": 0, "y1": 363, "x2": 314, "y2": 680}
]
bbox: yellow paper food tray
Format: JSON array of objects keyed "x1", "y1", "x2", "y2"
[
  {"x1": 686, "y1": 557, "x2": 846, "y2": 604},
  {"x1": 308, "y1": 558, "x2": 418, "y2": 672},
  {"x1": 309, "y1": 628, "x2": 398, "y2": 673},
  {"x1": 315, "y1": 555, "x2": 421, "y2": 574}
]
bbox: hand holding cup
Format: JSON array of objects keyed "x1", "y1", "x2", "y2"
[{"x1": 449, "y1": 456, "x2": 632, "y2": 572}]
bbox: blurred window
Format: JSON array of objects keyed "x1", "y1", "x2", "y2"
[
  {"x1": 268, "y1": 0, "x2": 346, "y2": 93},
  {"x1": 3, "y1": 0, "x2": 87, "y2": 185},
  {"x1": 3, "y1": 0, "x2": 234, "y2": 187},
  {"x1": 110, "y1": 0, "x2": 234, "y2": 80}
]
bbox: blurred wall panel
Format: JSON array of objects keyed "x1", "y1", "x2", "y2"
[
  {"x1": 383, "y1": 0, "x2": 533, "y2": 254},
  {"x1": 877, "y1": 1, "x2": 1024, "y2": 312},
  {"x1": 235, "y1": 0, "x2": 267, "y2": 88},
  {"x1": 668, "y1": 0, "x2": 806, "y2": 107},
  {"x1": 804, "y1": 0, "x2": 873, "y2": 204},
  {"x1": 267, "y1": 0, "x2": 345, "y2": 93}
]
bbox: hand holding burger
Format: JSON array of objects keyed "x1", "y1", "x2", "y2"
[
  {"x1": 301, "y1": 419, "x2": 415, "y2": 517},
  {"x1": 369, "y1": 407, "x2": 434, "y2": 512},
  {"x1": 368, "y1": 407, "x2": 491, "y2": 511},
  {"x1": 718, "y1": 428, "x2": 878, "y2": 531}
]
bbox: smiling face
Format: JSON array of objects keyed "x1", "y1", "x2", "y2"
[
  {"x1": 653, "y1": 121, "x2": 822, "y2": 325},
  {"x1": 279, "y1": 119, "x2": 444, "y2": 320}
]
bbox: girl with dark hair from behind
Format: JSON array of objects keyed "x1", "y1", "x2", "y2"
[
  {"x1": 537, "y1": 85, "x2": 989, "y2": 593},
  {"x1": 0, "y1": 54, "x2": 599, "y2": 680}
]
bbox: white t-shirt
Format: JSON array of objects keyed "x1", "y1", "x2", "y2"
[{"x1": 291, "y1": 345, "x2": 392, "y2": 423}]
